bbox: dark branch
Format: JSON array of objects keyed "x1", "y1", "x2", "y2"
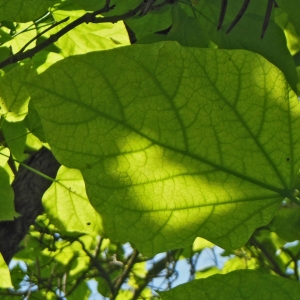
[
  {"x1": 112, "y1": 249, "x2": 139, "y2": 300},
  {"x1": 0, "y1": 147, "x2": 60, "y2": 264},
  {"x1": 0, "y1": 2, "x2": 145, "y2": 69}
]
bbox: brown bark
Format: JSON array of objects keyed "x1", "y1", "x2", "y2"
[{"x1": 0, "y1": 147, "x2": 60, "y2": 264}]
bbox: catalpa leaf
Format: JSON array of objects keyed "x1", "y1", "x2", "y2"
[
  {"x1": 42, "y1": 166, "x2": 103, "y2": 235},
  {"x1": 160, "y1": 270, "x2": 300, "y2": 299},
  {"x1": 28, "y1": 41, "x2": 300, "y2": 255}
]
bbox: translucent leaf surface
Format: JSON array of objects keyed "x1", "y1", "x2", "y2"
[
  {"x1": 42, "y1": 166, "x2": 103, "y2": 235},
  {"x1": 25, "y1": 101, "x2": 47, "y2": 142},
  {"x1": 277, "y1": 0, "x2": 300, "y2": 37},
  {"x1": 51, "y1": 6, "x2": 130, "y2": 57},
  {"x1": 0, "y1": 148, "x2": 10, "y2": 166},
  {"x1": 3, "y1": 22, "x2": 37, "y2": 53},
  {"x1": 160, "y1": 270, "x2": 300, "y2": 299},
  {"x1": 0, "y1": 64, "x2": 32, "y2": 122},
  {"x1": 0, "y1": 0, "x2": 55, "y2": 22},
  {"x1": 269, "y1": 207, "x2": 300, "y2": 242},
  {"x1": 70, "y1": 0, "x2": 105, "y2": 11},
  {"x1": 0, "y1": 253, "x2": 12, "y2": 288},
  {"x1": 28, "y1": 42, "x2": 300, "y2": 255},
  {"x1": 0, "y1": 167, "x2": 17, "y2": 221}
]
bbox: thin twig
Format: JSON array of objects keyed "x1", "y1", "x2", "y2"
[
  {"x1": 18, "y1": 16, "x2": 70, "y2": 53},
  {"x1": 0, "y1": 2, "x2": 145, "y2": 69},
  {"x1": 111, "y1": 249, "x2": 139, "y2": 300},
  {"x1": 76, "y1": 237, "x2": 115, "y2": 294},
  {"x1": 250, "y1": 237, "x2": 289, "y2": 278}
]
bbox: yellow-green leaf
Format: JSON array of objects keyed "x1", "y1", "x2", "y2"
[
  {"x1": 28, "y1": 41, "x2": 300, "y2": 255},
  {"x1": 0, "y1": 253, "x2": 12, "y2": 288},
  {"x1": 42, "y1": 166, "x2": 103, "y2": 235}
]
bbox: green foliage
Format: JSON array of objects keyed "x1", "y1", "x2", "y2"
[
  {"x1": 0, "y1": 167, "x2": 16, "y2": 221},
  {"x1": 29, "y1": 42, "x2": 300, "y2": 255},
  {"x1": 0, "y1": 254, "x2": 12, "y2": 288},
  {"x1": 0, "y1": 0, "x2": 300, "y2": 299}
]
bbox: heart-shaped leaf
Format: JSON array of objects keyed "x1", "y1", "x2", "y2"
[{"x1": 28, "y1": 41, "x2": 300, "y2": 255}]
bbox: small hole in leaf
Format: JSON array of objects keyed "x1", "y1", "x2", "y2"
[
  {"x1": 86, "y1": 222, "x2": 91, "y2": 225},
  {"x1": 286, "y1": 157, "x2": 290, "y2": 162}
]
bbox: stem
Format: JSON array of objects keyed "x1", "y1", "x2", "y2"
[
  {"x1": 111, "y1": 249, "x2": 139, "y2": 300},
  {"x1": 0, "y1": 151, "x2": 57, "y2": 182},
  {"x1": 250, "y1": 236, "x2": 288, "y2": 278}
]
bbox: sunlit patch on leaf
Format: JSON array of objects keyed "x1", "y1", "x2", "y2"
[{"x1": 29, "y1": 41, "x2": 300, "y2": 255}]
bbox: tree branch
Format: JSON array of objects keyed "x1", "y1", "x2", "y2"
[
  {"x1": 111, "y1": 249, "x2": 139, "y2": 300},
  {"x1": 0, "y1": 2, "x2": 145, "y2": 69},
  {"x1": 0, "y1": 147, "x2": 60, "y2": 264}
]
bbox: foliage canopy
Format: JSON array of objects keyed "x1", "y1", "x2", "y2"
[{"x1": 1, "y1": 0, "x2": 300, "y2": 299}]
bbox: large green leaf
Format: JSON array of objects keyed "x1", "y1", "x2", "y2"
[
  {"x1": 179, "y1": 0, "x2": 298, "y2": 92},
  {"x1": 28, "y1": 42, "x2": 300, "y2": 255},
  {"x1": 160, "y1": 270, "x2": 300, "y2": 299},
  {"x1": 1, "y1": 120, "x2": 27, "y2": 160}
]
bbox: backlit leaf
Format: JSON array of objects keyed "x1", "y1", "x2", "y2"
[{"x1": 28, "y1": 41, "x2": 300, "y2": 255}]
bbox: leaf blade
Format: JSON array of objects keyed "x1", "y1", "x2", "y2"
[{"x1": 28, "y1": 42, "x2": 300, "y2": 254}]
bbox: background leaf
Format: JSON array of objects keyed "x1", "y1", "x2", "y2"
[
  {"x1": 50, "y1": 3, "x2": 130, "y2": 57},
  {"x1": 0, "y1": 253, "x2": 12, "y2": 288}
]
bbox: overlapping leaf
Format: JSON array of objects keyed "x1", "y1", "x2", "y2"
[
  {"x1": 0, "y1": 166, "x2": 17, "y2": 221},
  {"x1": 0, "y1": 64, "x2": 32, "y2": 122},
  {"x1": 160, "y1": 270, "x2": 300, "y2": 299},
  {"x1": 42, "y1": 166, "x2": 103, "y2": 235},
  {"x1": 28, "y1": 41, "x2": 300, "y2": 255},
  {"x1": 0, "y1": 253, "x2": 12, "y2": 288}
]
